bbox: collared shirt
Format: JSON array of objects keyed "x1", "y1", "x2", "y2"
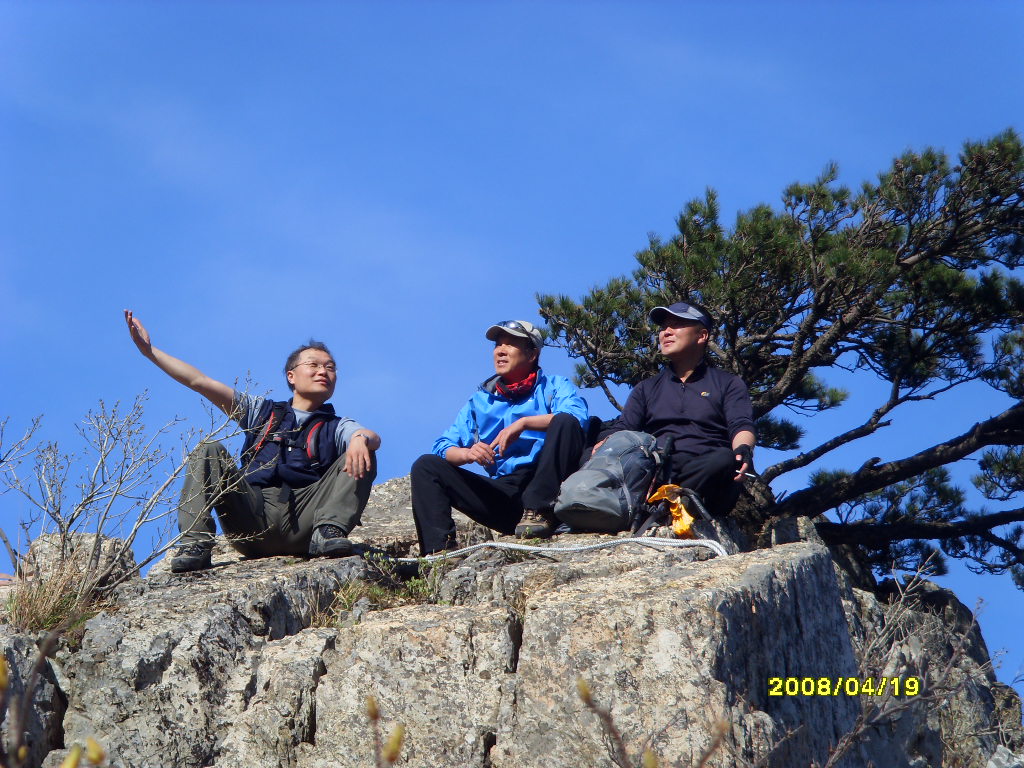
[{"x1": 602, "y1": 363, "x2": 754, "y2": 455}]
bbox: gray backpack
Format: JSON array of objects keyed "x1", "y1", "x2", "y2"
[{"x1": 554, "y1": 431, "x2": 660, "y2": 533}]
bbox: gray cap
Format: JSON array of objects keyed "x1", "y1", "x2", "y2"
[
  {"x1": 485, "y1": 320, "x2": 544, "y2": 349},
  {"x1": 649, "y1": 302, "x2": 712, "y2": 330}
]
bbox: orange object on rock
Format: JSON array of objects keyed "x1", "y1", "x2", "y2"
[{"x1": 646, "y1": 484, "x2": 696, "y2": 538}]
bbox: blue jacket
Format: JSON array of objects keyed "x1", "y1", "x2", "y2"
[{"x1": 432, "y1": 368, "x2": 589, "y2": 477}]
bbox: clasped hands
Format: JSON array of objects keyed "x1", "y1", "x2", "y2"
[{"x1": 459, "y1": 419, "x2": 527, "y2": 467}]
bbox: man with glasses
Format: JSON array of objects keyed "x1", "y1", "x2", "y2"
[
  {"x1": 596, "y1": 301, "x2": 755, "y2": 514},
  {"x1": 124, "y1": 310, "x2": 381, "y2": 572},
  {"x1": 411, "y1": 320, "x2": 589, "y2": 554}
]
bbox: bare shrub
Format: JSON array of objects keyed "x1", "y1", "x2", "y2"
[
  {"x1": 0, "y1": 395, "x2": 242, "y2": 630},
  {"x1": 823, "y1": 568, "x2": 1008, "y2": 768}
]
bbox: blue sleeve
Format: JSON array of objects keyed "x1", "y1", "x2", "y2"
[
  {"x1": 432, "y1": 400, "x2": 477, "y2": 459},
  {"x1": 333, "y1": 417, "x2": 365, "y2": 453},
  {"x1": 549, "y1": 376, "x2": 589, "y2": 429}
]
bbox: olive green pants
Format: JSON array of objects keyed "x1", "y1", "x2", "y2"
[{"x1": 177, "y1": 441, "x2": 375, "y2": 556}]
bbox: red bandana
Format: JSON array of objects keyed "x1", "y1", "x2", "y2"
[{"x1": 496, "y1": 370, "x2": 538, "y2": 400}]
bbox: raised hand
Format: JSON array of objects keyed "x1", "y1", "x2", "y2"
[{"x1": 124, "y1": 309, "x2": 153, "y2": 357}]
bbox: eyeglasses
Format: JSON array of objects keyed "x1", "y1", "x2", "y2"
[{"x1": 291, "y1": 361, "x2": 337, "y2": 373}]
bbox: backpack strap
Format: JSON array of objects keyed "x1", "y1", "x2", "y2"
[
  {"x1": 631, "y1": 435, "x2": 677, "y2": 535},
  {"x1": 241, "y1": 401, "x2": 289, "y2": 469},
  {"x1": 269, "y1": 407, "x2": 332, "y2": 500},
  {"x1": 304, "y1": 420, "x2": 327, "y2": 471},
  {"x1": 660, "y1": 435, "x2": 676, "y2": 486},
  {"x1": 632, "y1": 504, "x2": 668, "y2": 537},
  {"x1": 277, "y1": 412, "x2": 332, "y2": 460}
]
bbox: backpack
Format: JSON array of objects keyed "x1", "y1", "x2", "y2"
[{"x1": 553, "y1": 431, "x2": 660, "y2": 533}]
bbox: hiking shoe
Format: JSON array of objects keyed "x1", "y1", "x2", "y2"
[
  {"x1": 515, "y1": 509, "x2": 557, "y2": 539},
  {"x1": 171, "y1": 543, "x2": 213, "y2": 573},
  {"x1": 309, "y1": 524, "x2": 354, "y2": 557}
]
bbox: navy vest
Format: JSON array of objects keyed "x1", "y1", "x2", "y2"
[{"x1": 240, "y1": 400, "x2": 342, "y2": 489}]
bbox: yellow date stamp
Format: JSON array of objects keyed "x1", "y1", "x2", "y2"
[{"x1": 768, "y1": 676, "x2": 921, "y2": 697}]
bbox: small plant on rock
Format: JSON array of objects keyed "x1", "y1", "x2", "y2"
[
  {"x1": 366, "y1": 695, "x2": 405, "y2": 767},
  {"x1": 312, "y1": 556, "x2": 454, "y2": 629}
]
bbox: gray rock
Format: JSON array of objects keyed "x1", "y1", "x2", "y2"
[
  {"x1": 489, "y1": 543, "x2": 868, "y2": 768},
  {"x1": 0, "y1": 476, "x2": 1018, "y2": 768},
  {"x1": 302, "y1": 604, "x2": 518, "y2": 768},
  {"x1": 47, "y1": 554, "x2": 366, "y2": 768},
  {"x1": 988, "y1": 745, "x2": 1024, "y2": 768},
  {"x1": 23, "y1": 533, "x2": 137, "y2": 591},
  {"x1": 215, "y1": 629, "x2": 336, "y2": 768},
  {"x1": 349, "y1": 475, "x2": 505, "y2": 557}
]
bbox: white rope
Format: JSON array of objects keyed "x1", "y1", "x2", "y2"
[{"x1": 390, "y1": 536, "x2": 729, "y2": 563}]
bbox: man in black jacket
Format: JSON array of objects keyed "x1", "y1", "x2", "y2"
[{"x1": 597, "y1": 302, "x2": 755, "y2": 512}]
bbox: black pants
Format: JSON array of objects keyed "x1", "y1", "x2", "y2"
[
  {"x1": 411, "y1": 412, "x2": 585, "y2": 554},
  {"x1": 669, "y1": 447, "x2": 741, "y2": 514}
]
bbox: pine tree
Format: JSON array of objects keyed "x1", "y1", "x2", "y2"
[{"x1": 538, "y1": 130, "x2": 1024, "y2": 588}]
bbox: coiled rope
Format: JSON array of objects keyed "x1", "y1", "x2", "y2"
[{"x1": 391, "y1": 536, "x2": 729, "y2": 563}]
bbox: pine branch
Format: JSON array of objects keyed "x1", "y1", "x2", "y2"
[
  {"x1": 762, "y1": 378, "x2": 904, "y2": 482},
  {"x1": 816, "y1": 507, "x2": 1024, "y2": 548},
  {"x1": 775, "y1": 402, "x2": 1024, "y2": 519},
  {"x1": 761, "y1": 417, "x2": 892, "y2": 484},
  {"x1": 976, "y1": 530, "x2": 1024, "y2": 569}
]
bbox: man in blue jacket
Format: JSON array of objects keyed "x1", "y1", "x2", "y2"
[
  {"x1": 411, "y1": 320, "x2": 589, "y2": 554},
  {"x1": 124, "y1": 310, "x2": 381, "y2": 572}
]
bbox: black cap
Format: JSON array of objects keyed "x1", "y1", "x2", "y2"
[{"x1": 648, "y1": 302, "x2": 712, "y2": 330}]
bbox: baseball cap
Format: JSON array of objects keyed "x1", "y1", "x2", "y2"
[
  {"x1": 648, "y1": 302, "x2": 713, "y2": 330},
  {"x1": 485, "y1": 320, "x2": 544, "y2": 349}
]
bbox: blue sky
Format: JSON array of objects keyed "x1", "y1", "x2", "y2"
[{"x1": 2, "y1": 1, "x2": 1023, "y2": 693}]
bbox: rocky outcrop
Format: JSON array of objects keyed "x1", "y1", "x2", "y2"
[
  {"x1": 23, "y1": 534, "x2": 136, "y2": 590},
  {"x1": 1, "y1": 476, "x2": 1021, "y2": 768}
]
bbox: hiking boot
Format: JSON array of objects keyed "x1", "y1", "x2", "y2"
[
  {"x1": 309, "y1": 524, "x2": 354, "y2": 557},
  {"x1": 171, "y1": 543, "x2": 213, "y2": 573},
  {"x1": 515, "y1": 509, "x2": 557, "y2": 539}
]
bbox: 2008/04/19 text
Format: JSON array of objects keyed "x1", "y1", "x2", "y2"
[{"x1": 768, "y1": 677, "x2": 921, "y2": 697}]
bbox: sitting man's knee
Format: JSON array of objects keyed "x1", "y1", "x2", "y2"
[
  {"x1": 709, "y1": 446, "x2": 738, "y2": 472},
  {"x1": 412, "y1": 453, "x2": 446, "y2": 478},
  {"x1": 549, "y1": 412, "x2": 584, "y2": 436},
  {"x1": 187, "y1": 440, "x2": 231, "y2": 467}
]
